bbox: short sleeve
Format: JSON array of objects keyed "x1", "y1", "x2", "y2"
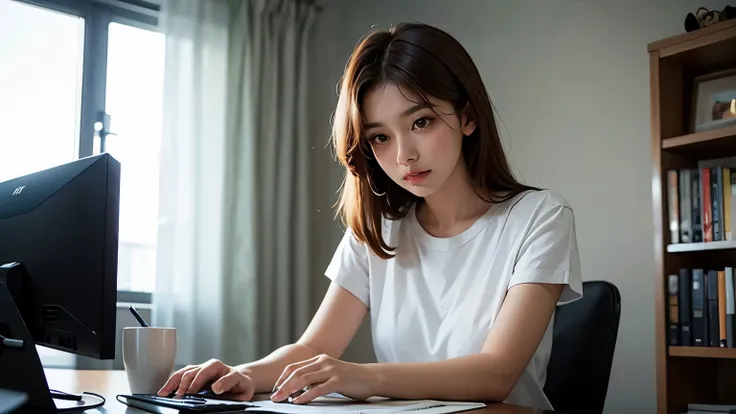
[
  {"x1": 509, "y1": 197, "x2": 583, "y2": 305},
  {"x1": 324, "y1": 227, "x2": 370, "y2": 308}
]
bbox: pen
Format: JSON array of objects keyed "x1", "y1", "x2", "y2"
[
  {"x1": 288, "y1": 389, "x2": 306, "y2": 403},
  {"x1": 271, "y1": 387, "x2": 307, "y2": 404},
  {"x1": 129, "y1": 305, "x2": 149, "y2": 327}
]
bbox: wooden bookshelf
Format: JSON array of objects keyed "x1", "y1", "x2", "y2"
[
  {"x1": 670, "y1": 346, "x2": 736, "y2": 359},
  {"x1": 661, "y1": 125, "x2": 736, "y2": 159},
  {"x1": 649, "y1": 18, "x2": 736, "y2": 414}
]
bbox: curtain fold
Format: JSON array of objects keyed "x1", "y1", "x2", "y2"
[
  {"x1": 155, "y1": 0, "x2": 230, "y2": 367},
  {"x1": 155, "y1": 0, "x2": 317, "y2": 367}
]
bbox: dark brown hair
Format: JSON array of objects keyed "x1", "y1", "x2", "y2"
[{"x1": 332, "y1": 22, "x2": 537, "y2": 260}]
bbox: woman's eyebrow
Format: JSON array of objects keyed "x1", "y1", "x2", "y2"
[{"x1": 364, "y1": 103, "x2": 430, "y2": 129}]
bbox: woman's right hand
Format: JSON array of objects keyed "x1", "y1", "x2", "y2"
[{"x1": 157, "y1": 358, "x2": 256, "y2": 401}]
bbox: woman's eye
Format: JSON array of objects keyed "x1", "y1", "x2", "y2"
[
  {"x1": 371, "y1": 134, "x2": 389, "y2": 144},
  {"x1": 413, "y1": 116, "x2": 433, "y2": 130}
]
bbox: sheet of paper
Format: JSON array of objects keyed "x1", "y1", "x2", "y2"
[{"x1": 243, "y1": 395, "x2": 486, "y2": 413}]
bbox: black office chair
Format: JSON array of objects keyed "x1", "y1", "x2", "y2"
[{"x1": 543, "y1": 280, "x2": 621, "y2": 414}]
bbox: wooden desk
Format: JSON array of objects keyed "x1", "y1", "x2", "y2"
[{"x1": 43, "y1": 368, "x2": 551, "y2": 413}]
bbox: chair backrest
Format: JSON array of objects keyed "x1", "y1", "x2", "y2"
[{"x1": 543, "y1": 280, "x2": 621, "y2": 414}]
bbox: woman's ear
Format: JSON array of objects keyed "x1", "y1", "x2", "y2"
[{"x1": 461, "y1": 102, "x2": 478, "y2": 136}]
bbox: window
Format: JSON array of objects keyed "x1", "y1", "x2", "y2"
[
  {"x1": 0, "y1": 0, "x2": 83, "y2": 182},
  {"x1": 1, "y1": 0, "x2": 163, "y2": 295},
  {"x1": 105, "y1": 22, "x2": 165, "y2": 293},
  {"x1": 1, "y1": 0, "x2": 163, "y2": 366}
]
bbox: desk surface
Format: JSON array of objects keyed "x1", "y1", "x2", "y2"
[{"x1": 43, "y1": 368, "x2": 551, "y2": 413}]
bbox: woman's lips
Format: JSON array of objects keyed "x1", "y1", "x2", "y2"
[{"x1": 403, "y1": 170, "x2": 431, "y2": 184}]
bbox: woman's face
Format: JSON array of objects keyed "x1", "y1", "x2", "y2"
[{"x1": 362, "y1": 83, "x2": 476, "y2": 198}]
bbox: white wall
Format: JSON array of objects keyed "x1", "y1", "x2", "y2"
[{"x1": 308, "y1": 0, "x2": 733, "y2": 412}]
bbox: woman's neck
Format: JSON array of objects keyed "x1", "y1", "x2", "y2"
[{"x1": 416, "y1": 159, "x2": 492, "y2": 237}]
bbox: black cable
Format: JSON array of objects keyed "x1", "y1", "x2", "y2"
[
  {"x1": 0, "y1": 333, "x2": 23, "y2": 348},
  {"x1": 50, "y1": 390, "x2": 82, "y2": 401},
  {"x1": 49, "y1": 390, "x2": 106, "y2": 412}
]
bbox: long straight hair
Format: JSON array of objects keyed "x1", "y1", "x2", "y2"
[{"x1": 332, "y1": 22, "x2": 537, "y2": 260}]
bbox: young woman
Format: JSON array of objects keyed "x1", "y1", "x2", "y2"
[{"x1": 158, "y1": 22, "x2": 582, "y2": 411}]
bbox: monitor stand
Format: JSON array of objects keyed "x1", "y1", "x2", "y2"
[{"x1": 0, "y1": 262, "x2": 57, "y2": 413}]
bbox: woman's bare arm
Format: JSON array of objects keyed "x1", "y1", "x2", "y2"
[{"x1": 235, "y1": 282, "x2": 368, "y2": 393}]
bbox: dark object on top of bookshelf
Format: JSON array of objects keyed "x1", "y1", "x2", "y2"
[{"x1": 685, "y1": 6, "x2": 736, "y2": 33}]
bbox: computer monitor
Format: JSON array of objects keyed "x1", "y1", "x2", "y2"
[{"x1": 0, "y1": 153, "x2": 120, "y2": 412}]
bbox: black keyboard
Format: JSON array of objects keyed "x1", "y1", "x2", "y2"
[{"x1": 117, "y1": 393, "x2": 256, "y2": 413}]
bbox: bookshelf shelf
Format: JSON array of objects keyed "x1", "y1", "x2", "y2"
[
  {"x1": 647, "y1": 19, "x2": 736, "y2": 57},
  {"x1": 669, "y1": 347, "x2": 736, "y2": 359},
  {"x1": 649, "y1": 18, "x2": 736, "y2": 414},
  {"x1": 662, "y1": 125, "x2": 736, "y2": 158},
  {"x1": 667, "y1": 240, "x2": 736, "y2": 253}
]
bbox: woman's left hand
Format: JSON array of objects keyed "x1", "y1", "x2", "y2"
[{"x1": 270, "y1": 354, "x2": 380, "y2": 404}]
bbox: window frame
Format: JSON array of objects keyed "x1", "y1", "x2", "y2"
[{"x1": 13, "y1": 0, "x2": 161, "y2": 303}]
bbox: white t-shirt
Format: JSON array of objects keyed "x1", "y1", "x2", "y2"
[{"x1": 324, "y1": 189, "x2": 583, "y2": 410}]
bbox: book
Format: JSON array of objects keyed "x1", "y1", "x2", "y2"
[
  {"x1": 726, "y1": 267, "x2": 735, "y2": 348},
  {"x1": 707, "y1": 270, "x2": 719, "y2": 347},
  {"x1": 680, "y1": 268, "x2": 693, "y2": 346},
  {"x1": 724, "y1": 167, "x2": 732, "y2": 241},
  {"x1": 669, "y1": 170, "x2": 680, "y2": 243},
  {"x1": 693, "y1": 269, "x2": 707, "y2": 346},
  {"x1": 669, "y1": 274, "x2": 680, "y2": 345},
  {"x1": 672, "y1": 267, "x2": 736, "y2": 348},
  {"x1": 720, "y1": 270, "x2": 728, "y2": 347},
  {"x1": 666, "y1": 157, "x2": 736, "y2": 246},
  {"x1": 730, "y1": 169, "x2": 736, "y2": 241},
  {"x1": 712, "y1": 166, "x2": 724, "y2": 242},
  {"x1": 703, "y1": 168, "x2": 713, "y2": 242}
]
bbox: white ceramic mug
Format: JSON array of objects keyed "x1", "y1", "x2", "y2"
[{"x1": 122, "y1": 327, "x2": 177, "y2": 394}]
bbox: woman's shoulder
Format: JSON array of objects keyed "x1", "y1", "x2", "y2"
[
  {"x1": 497, "y1": 188, "x2": 576, "y2": 237},
  {"x1": 506, "y1": 188, "x2": 573, "y2": 216},
  {"x1": 515, "y1": 188, "x2": 572, "y2": 207}
]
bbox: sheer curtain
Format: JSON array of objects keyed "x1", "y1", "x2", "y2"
[
  {"x1": 155, "y1": 0, "x2": 317, "y2": 367},
  {"x1": 155, "y1": 0, "x2": 230, "y2": 367}
]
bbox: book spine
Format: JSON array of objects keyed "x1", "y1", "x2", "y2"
[
  {"x1": 669, "y1": 274, "x2": 680, "y2": 345},
  {"x1": 726, "y1": 267, "x2": 735, "y2": 348},
  {"x1": 712, "y1": 167, "x2": 723, "y2": 242},
  {"x1": 692, "y1": 169, "x2": 703, "y2": 243},
  {"x1": 730, "y1": 170, "x2": 736, "y2": 241},
  {"x1": 720, "y1": 270, "x2": 728, "y2": 347},
  {"x1": 669, "y1": 170, "x2": 680, "y2": 243},
  {"x1": 707, "y1": 270, "x2": 720, "y2": 347},
  {"x1": 692, "y1": 269, "x2": 706, "y2": 346},
  {"x1": 680, "y1": 268, "x2": 693, "y2": 346},
  {"x1": 702, "y1": 168, "x2": 713, "y2": 242},
  {"x1": 724, "y1": 167, "x2": 732, "y2": 241}
]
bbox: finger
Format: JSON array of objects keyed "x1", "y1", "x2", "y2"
[
  {"x1": 272, "y1": 367, "x2": 330, "y2": 402},
  {"x1": 158, "y1": 365, "x2": 198, "y2": 396},
  {"x1": 292, "y1": 378, "x2": 337, "y2": 405},
  {"x1": 176, "y1": 367, "x2": 201, "y2": 395},
  {"x1": 273, "y1": 355, "x2": 321, "y2": 392},
  {"x1": 212, "y1": 372, "x2": 255, "y2": 401},
  {"x1": 187, "y1": 360, "x2": 228, "y2": 394},
  {"x1": 274, "y1": 362, "x2": 322, "y2": 400},
  {"x1": 159, "y1": 365, "x2": 197, "y2": 395},
  {"x1": 273, "y1": 356, "x2": 321, "y2": 391}
]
